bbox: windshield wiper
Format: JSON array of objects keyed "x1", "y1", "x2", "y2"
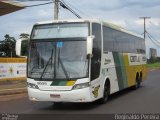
[
  {"x1": 59, "y1": 57, "x2": 70, "y2": 80},
  {"x1": 40, "y1": 49, "x2": 54, "y2": 80},
  {"x1": 57, "y1": 48, "x2": 70, "y2": 80}
]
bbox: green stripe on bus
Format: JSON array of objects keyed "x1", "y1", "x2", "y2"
[
  {"x1": 50, "y1": 80, "x2": 67, "y2": 86},
  {"x1": 113, "y1": 52, "x2": 124, "y2": 90},
  {"x1": 51, "y1": 81, "x2": 59, "y2": 86},
  {"x1": 113, "y1": 52, "x2": 128, "y2": 90},
  {"x1": 58, "y1": 81, "x2": 67, "y2": 86},
  {"x1": 119, "y1": 53, "x2": 128, "y2": 88}
]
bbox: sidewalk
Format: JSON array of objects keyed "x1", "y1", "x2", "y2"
[{"x1": 0, "y1": 80, "x2": 27, "y2": 96}]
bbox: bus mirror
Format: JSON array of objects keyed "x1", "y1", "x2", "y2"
[
  {"x1": 87, "y1": 36, "x2": 94, "y2": 55},
  {"x1": 16, "y1": 38, "x2": 29, "y2": 57}
]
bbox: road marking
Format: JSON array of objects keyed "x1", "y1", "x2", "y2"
[{"x1": 150, "y1": 69, "x2": 156, "y2": 71}]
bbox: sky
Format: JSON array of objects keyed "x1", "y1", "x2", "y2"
[{"x1": 0, "y1": 0, "x2": 160, "y2": 57}]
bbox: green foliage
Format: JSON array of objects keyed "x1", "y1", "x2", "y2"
[
  {"x1": 0, "y1": 33, "x2": 30, "y2": 57},
  {"x1": 147, "y1": 62, "x2": 160, "y2": 69},
  {"x1": 148, "y1": 57, "x2": 160, "y2": 64},
  {"x1": 0, "y1": 34, "x2": 16, "y2": 57},
  {"x1": 20, "y1": 33, "x2": 30, "y2": 39}
]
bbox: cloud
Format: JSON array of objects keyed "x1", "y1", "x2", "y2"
[
  {"x1": 0, "y1": 0, "x2": 160, "y2": 56},
  {"x1": 0, "y1": 1, "x2": 53, "y2": 39}
]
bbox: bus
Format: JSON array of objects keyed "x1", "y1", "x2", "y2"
[{"x1": 26, "y1": 19, "x2": 147, "y2": 104}]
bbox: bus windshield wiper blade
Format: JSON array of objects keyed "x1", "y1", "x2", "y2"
[
  {"x1": 59, "y1": 57, "x2": 70, "y2": 80},
  {"x1": 40, "y1": 49, "x2": 54, "y2": 80},
  {"x1": 57, "y1": 47, "x2": 70, "y2": 80}
]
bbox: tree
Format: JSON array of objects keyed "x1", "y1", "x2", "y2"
[
  {"x1": 20, "y1": 33, "x2": 30, "y2": 39},
  {"x1": 0, "y1": 41, "x2": 6, "y2": 57},
  {"x1": 0, "y1": 33, "x2": 30, "y2": 57},
  {"x1": 0, "y1": 34, "x2": 16, "y2": 57}
]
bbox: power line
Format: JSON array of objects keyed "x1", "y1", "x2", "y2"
[
  {"x1": 147, "y1": 21, "x2": 160, "y2": 43},
  {"x1": 148, "y1": 20, "x2": 155, "y2": 27},
  {"x1": 146, "y1": 31, "x2": 159, "y2": 43},
  {"x1": 60, "y1": 1, "x2": 81, "y2": 18},
  {"x1": 148, "y1": 20, "x2": 159, "y2": 31},
  {"x1": 140, "y1": 17, "x2": 160, "y2": 47},
  {"x1": 59, "y1": 0, "x2": 81, "y2": 19},
  {"x1": 146, "y1": 34, "x2": 160, "y2": 47},
  {"x1": 53, "y1": 0, "x2": 82, "y2": 19},
  {"x1": 15, "y1": 0, "x2": 52, "y2": 2},
  {"x1": 0, "y1": 0, "x2": 82, "y2": 19},
  {"x1": 146, "y1": 31, "x2": 160, "y2": 47},
  {"x1": 62, "y1": 0, "x2": 90, "y2": 18},
  {"x1": 25, "y1": 1, "x2": 53, "y2": 7},
  {"x1": 146, "y1": 31, "x2": 160, "y2": 44}
]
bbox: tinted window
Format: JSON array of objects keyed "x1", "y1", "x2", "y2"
[
  {"x1": 103, "y1": 27, "x2": 114, "y2": 51},
  {"x1": 103, "y1": 26, "x2": 145, "y2": 54},
  {"x1": 91, "y1": 23, "x2": 101, "y2": 80},
  {"x1": 129, "y1": 36, "x2": 136, "y2": 53}
]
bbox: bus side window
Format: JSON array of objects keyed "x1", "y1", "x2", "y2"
[{"x1": 91, "y1": 23, "x2": 101, "y2": 81}]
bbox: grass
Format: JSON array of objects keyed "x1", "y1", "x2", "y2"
[{"x1": 147, "y1": 62, "x2": 160, "y2": 69}]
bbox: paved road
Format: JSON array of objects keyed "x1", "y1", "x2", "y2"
[{"x1": 0, "y1": 69, "x2": 160, "y2": 114}]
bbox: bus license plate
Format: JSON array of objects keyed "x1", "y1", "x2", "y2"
[{"x1": 50, "y1": 94, "x2": 60, "y2": 98}]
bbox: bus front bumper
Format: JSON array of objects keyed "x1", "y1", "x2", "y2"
[{"x1": 28, "y1": 87, "x2": 93, "y2": 102}]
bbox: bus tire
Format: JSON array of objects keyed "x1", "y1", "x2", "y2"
[
  {"x1": 134, "y1": 73, "x2": 141, "y2": 89},
  {"x1": 98, "y1": 81, "x2": 110, "y2": 104}
]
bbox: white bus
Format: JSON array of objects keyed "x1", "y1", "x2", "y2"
[{"x1": 26, "y1": 19, "x2": 147, "y2": 104}]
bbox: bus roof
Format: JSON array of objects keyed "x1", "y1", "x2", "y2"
[{"x1": 36, "y1": 19, "x2": 143, "y2": 39}]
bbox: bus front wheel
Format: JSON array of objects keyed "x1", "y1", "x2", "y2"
[{"x1": 98, "y1": 82, "x2": 110, "y2": 104}]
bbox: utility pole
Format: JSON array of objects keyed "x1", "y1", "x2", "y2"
[
  {"x1": 54, "y1": 0, "x2": 59, "y2": 20},
  {"x1": 139, "y1": 17, "x2": 151, "y2": 40}
]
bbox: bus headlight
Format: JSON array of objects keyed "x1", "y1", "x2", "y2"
[
  {"x1": 28, "y1": 82, "x2": 39, "y2": 89},
  {"x1": 72, "y1": 82, "x2": 90, "y2": 90}
]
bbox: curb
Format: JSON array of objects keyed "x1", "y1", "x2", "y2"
[{"x1": 0, "y1": 88, "x2": 27, "y2": 96}]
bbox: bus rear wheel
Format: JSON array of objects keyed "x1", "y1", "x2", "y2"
[{"x1": 134, "y1": 74, "x2": 142, "y2": 89}]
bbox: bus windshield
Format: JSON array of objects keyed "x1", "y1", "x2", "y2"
[
  {"x1": 31, "y1": 23, "x2": 89, "y2": 39},
  {"x1": 28, "y1": 40, "x2": 88, "y2": 80}
]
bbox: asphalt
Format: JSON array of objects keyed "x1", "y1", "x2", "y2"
[
  {"x1": 0, "y1": 80, "x2": 27, "y2": 96},
  {"x1": 0, "y1": 69, "x2": 159, "y2": 115},
  {"x1": 0, "y1": 69, "x2": 159, "y2": 120}
]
